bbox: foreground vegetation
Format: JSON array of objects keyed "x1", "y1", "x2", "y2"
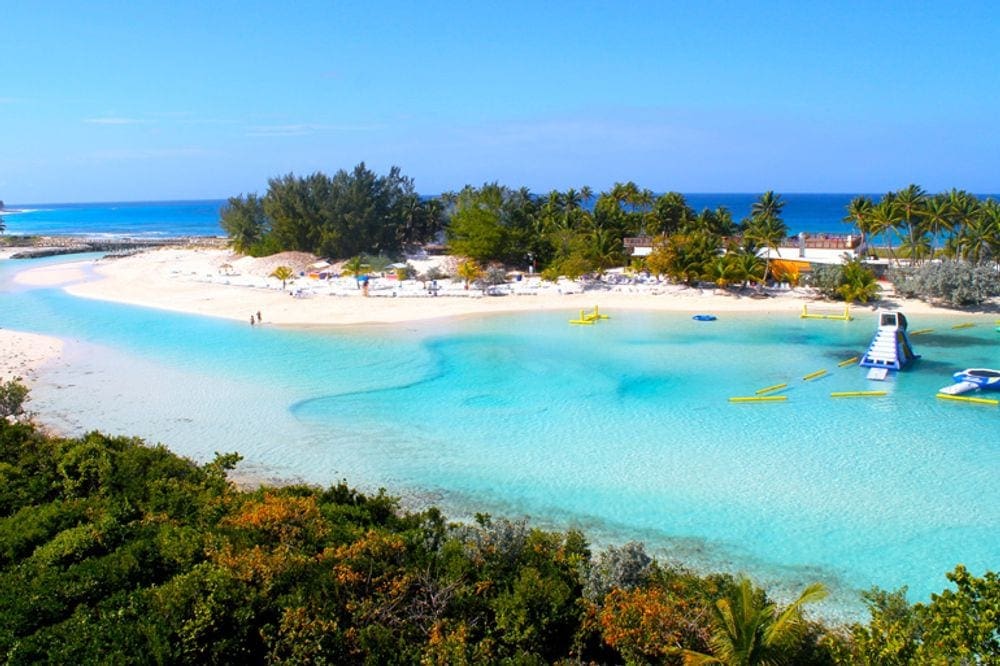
[{"x1": 1, "y1": 383, "x2": 997, "y2": 664}]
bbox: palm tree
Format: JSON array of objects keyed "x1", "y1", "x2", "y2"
[
  {"x1": 653, "y1": 231, "x2": 719, "y2": 285},
  {"x1": 921, "y1": 194, "x2": 952, "y2": 258},
  {"x1": 545, "y1": 189, "x2": 563, "y2": 214},
  {"x1": 342, "y1": 255, "x2": 369, "y2": 289},
  {"x1": 706, "y1": 255, "x2": 739, "y2": 291},
  {"x1": 653, "y1": 191, "x2": 692, "y2": 236},
  {"x1": 422, "y1": 197, "x2": 446, "y2": 242},
  {"x1": 750, "y1": 190, "x2": 785, "y2": 223},
  {"x1": 610, "y1": 182, "x2": 632, "y2": 208},
  {"x1": 899, "y1": 232, "x2": 933, "y2": 263},
  {"x1": 843, "y1": 195, "x2": 874, "y2": 246},
  {"x1": 270, "y1": 265, "x2": 294, "y2": 290},
  {"x1": 868, "y1": 196, "x2": 900, "y2": 264},
  {"x1": 894, "y1": 184, "x2": 927, "y2": 256},
  {"x1": 945, "y1": 189, "x2": 980, "y2": 241},
  {"x1": 683, "y1": 578, "x2": 828, "y2": 666},
  {"x1": 563, "y1": 188, "x2": 582, "y2": 213},
  {"x1": 979, "y1": 198, "x2": 1000, "y2": 265},
  {"x1": 727, "y1": 249, "x2": 765, "y2": 289},
  {"x1": 958, "y1": 215, "x2": 993, "y2": 264},
  {"x1": 587, "y1": 227, "x2": 620, "y2": 275},
  {"x1": 398, "y1": 194, "x2": 423, "y2": 246},
  {"x1": 837, "y1": 259, "x2": 881, "y2": 303},
  {"x1": 745, "y1": 192, "x2": 788, "y2": 288}
]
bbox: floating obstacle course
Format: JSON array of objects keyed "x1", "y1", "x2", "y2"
[
  {"x1": 936, "y1": 393, "x2": 999, "y2": 406},
  {"x1": 859, "y1": 310, "x2": 919, "y2": 372},
  {"x1": 569, "y1": 305, "x2": 610, "y2": 325},
  {"x1": 728, "y1": 395, "x2": 788, "y2": 403},
  {"x1": 801, "y1": 304, "x2": 852, "y2": 321}
]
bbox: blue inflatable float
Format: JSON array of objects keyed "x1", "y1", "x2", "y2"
[{"x1": 692, "y1": 314, "x2": 717, "y2": 321}]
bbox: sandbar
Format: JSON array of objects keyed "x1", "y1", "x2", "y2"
[{"x1": 0, "y1": 329, "x2": 64, "y2": 382}]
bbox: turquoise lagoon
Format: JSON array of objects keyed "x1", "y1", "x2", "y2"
[{"x1": 2, "y1": 256, "x2": 998, "y2": 618}]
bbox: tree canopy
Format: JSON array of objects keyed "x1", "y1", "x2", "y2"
[
  {"x1": 218, "y1": 170, "x2": 1000, "y2": 302},
  {"x1": 220, "y1": 163, "x2": 443, "y2": 259}
]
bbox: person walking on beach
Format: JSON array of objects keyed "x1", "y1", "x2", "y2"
[{"x1": 256, "y1": 311, "x2": 262, "y2": 323}]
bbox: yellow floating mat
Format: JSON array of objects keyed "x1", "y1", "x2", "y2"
[
  {"x1": 728, "y1": 395, "x2": 788, "y2": 403},
  {"x1": 936, "y1": 393, "x2": 999, "y2": 406},
  {"x1": 909, "y1": 328, "x2": 934, "y2": 336},
  {"x1": 802, "y1": 369, "x2": 828, "y2": 381},
  {"x1": 837, "y1": 356, "x2": 859, "y2": 367},
  {"x1": 951, "y1": 322, "x2": 976, "y2": 329},
  {"x1": 830, "y1": 391, "x2": 888, "y2": 398},
  {"x1": 755, "y1": 383, "x2": 788, "y2": 395},
  {"x1": 569, "y1": 307, "x2": 608, "y2": 325}
]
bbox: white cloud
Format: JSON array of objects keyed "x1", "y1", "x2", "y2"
[
  {"x1": 83, "y1": 117, "x2": 145, "y2": 125},
  {"x1": 245, "y1": 122, "x2": 383, "y2": 137},
  {"x1": 86, "y1": 147, "x2": 213, "y2": 161}
]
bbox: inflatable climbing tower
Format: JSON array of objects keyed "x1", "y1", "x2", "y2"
[{"x1": 859, "y1": 310, "x2": 919, "y2": 371}]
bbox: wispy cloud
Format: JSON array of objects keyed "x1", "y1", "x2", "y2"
[
  {"x1": 84, "y1": 117, "x2": 145, "y2": 125},
  {"x1": 245, "y1": 122, "x2": 383, "y2": 137},
  {"x1": 87, "y1": 147, "x2": 213, "y2": 161}
]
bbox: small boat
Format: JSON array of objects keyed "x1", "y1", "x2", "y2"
[
  {"x1": 938, "y1": 368, "x2": 1000, "y2": 395},
  {"x1": 692, "y1": 314, "x2": 717, "y2": 321}
]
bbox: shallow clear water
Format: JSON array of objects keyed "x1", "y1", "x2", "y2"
[{"x1": 2, "y1": 256, "x2": 997, "y2": 619}]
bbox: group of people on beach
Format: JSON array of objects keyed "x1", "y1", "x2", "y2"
[{"x1": 250, "y1": 311, "x2": 262, "y2": 326}]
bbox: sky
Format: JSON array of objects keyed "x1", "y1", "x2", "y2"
[{"x1": 2, "y1": 0, "x2": 999, "y2": 202}]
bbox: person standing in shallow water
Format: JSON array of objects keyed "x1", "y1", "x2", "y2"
[{"x1": 250, "y1": 315, "x2": 255, "y2": 326}]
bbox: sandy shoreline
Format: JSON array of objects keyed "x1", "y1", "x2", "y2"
[
  {"x1": 0, "y1": 329, "x2": 64, "y2": 383},
  {"x1": 1, "y1": 245, "x2": 992, "y2": 399},
  {"x1": 9, "y1": 247, "x2": 994, "y2": 328}
]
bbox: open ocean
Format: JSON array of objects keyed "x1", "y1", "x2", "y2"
[{"x1": 0, "y1": 193, "x2": 901, "y2": 238}]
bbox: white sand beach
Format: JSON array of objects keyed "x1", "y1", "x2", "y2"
[
  {"x1": 10, "y1": 247, "x2": 987, "y2": 328},
  {"x1": 0, "y1": 329, "x2": 64, "y2": 381}
]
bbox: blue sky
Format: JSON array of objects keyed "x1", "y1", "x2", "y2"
[{"x1": 2, "y1": 1, "x2": 999, "y2": 202}]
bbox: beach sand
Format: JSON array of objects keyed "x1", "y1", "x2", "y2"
[
  {"x1": 11, "y1": 247, "x2": 987, "y2": 327},
  {"x1": 0, "y1": 329, "x2": 64, "y2": 382}
]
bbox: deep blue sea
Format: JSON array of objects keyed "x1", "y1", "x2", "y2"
[
  {"x1": 1, "y1": 200, "x2": 227, "y2": 237},
  {"x1": 0, "y1": 194, "x2": 891, "y2": 238}
]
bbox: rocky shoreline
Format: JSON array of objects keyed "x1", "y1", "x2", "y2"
[{"x1": 1, "y1": 235, "x2": 228, "y2": 259}]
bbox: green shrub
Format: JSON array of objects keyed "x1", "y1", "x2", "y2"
[
  {"x1": 0, "y1": 378, "x2": 29, "y2": 419},
  {"x1": 891, "y1": 261, "x2": 1000, "y2": 306},
  {"x1": 804, "y1": 259, "x2": 880, "y2": 303}
]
